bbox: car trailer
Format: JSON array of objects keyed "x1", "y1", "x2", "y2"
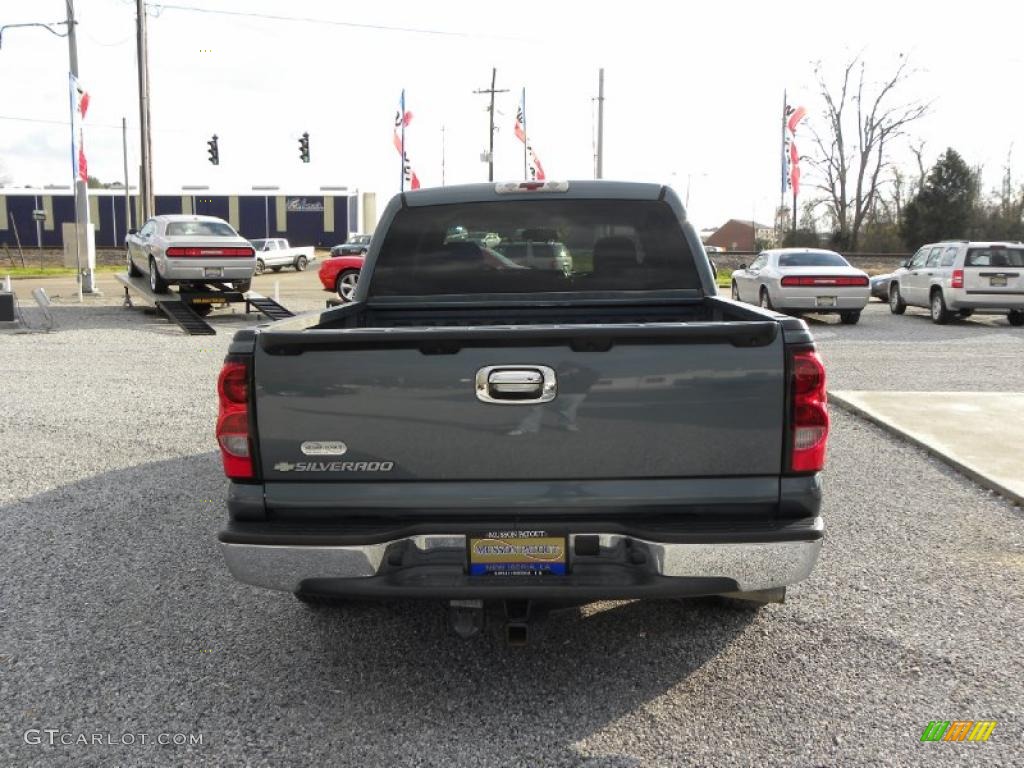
[{"x1": 116, "y1": 273, "x2": 294, "y2": 335}]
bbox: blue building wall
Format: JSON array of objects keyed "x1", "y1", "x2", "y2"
[
  {"x1": 0, "y1": 192, "x2": 352, "y2": 249},
  {"x1": 238, "y1": 196, "x2": 270, "y2": 241}
]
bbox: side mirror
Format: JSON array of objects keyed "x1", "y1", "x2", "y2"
[
  {"x1": 710, "y1": 259, "x2": 718, "y2": 279},
  {"x1": 738, "y1": 263, "x2": 747, "y2": 271},
  {"x1": 127, "y1": 228, "x2": 138, "y2": 235}
]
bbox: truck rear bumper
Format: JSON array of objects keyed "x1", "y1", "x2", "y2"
[{"x1": 219, "y1": 519, "x2": 823, "y2": 599}]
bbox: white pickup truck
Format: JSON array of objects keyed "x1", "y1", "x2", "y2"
[{"x1": 249, "y1": 238, "x2": 316, "y2": 274}]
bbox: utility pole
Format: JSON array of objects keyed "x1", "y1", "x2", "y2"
[
  {"x1": 441, "y1": 125, "x2": 446, "y2": 187},
  {"x1": 473, "y1": 68, "x2": 508, "y2": 182},
  {"x1": 136, "y1": 0, "x2": 154, "y2": 220},
  {"x1": 595, "y1": 68, "x2": 605, "y2": 180},
  {"x1": 122, "y1": 117, "x2": 131, "y2": 233},
  {"x1": 66, "y1": 0, "x2": 96, "y2": 296}
]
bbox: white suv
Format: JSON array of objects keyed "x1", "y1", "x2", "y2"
[{"x1": 888, "y1": 241, "x2": 1024, "y2": 325}]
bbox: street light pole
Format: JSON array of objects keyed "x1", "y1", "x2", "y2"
[
  {"x1": 35, "y1": 195, "x2": 42, "y2": 250},
  {"x1": 66, "y1": 0, "x2": 96, "y2": 296},
  {"x1": 122, "y1": 118, "x2": 133, "y2": 235},
  {"x1": 596, "y1": 68, "x2": 605, "y2": 180},
  {"x1": 135, "y1": 0, "x2": 154, "y2": 220}
]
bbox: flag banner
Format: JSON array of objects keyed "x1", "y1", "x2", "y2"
[
  {"x1": 514, "y1": 93, "x2": 546, "y2": 181},
  {"x1": 783, "y1": 101, "x2": 807, "y2": 197},
  {"x1": 786, "y1": 105, "x2": 807, "y2": 134},
  {"x1": 69, "y1": 74, "x2": 89, "y2": 184},
  {"x1": 393, "y1": 90, "x2": 420, "y2": 191},
  {"x1": 530, "y1": 149, "x2": 545, "y2": 181},
  {"x1": 789, "y1": 139, "x2": 801, "y2": 197}
]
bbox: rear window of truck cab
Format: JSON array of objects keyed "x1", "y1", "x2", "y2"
[{"x1": 368, "y1": 199, "x2": 701, "y2": 296}]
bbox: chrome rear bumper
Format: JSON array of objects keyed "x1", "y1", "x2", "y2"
[
  {"x1": 164, "y1": 259, "x2": 255, "y2": 281},
  {"x1": 221, "y1": 527, "x2": 823, "y2": 596}
]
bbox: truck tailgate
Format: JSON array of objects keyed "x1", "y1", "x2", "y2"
[{"x1": 253, "y1": 322, "x2": 785, "y2": 482}]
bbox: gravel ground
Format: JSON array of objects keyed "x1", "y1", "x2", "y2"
[
  {"x1": 1, "y1": 299, "x2": 1022, "y2": 766},
  {"x1": 809, "y1": 300, "x2": 1024, "y2": 391}
]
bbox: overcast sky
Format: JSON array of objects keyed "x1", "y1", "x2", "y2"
[{"x1": 1, "y1": 0, "x2": 1021, "y2": 231}]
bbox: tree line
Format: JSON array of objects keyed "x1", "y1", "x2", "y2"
[{"x1": 780, "y1": 54, "x2": 1023, "y2": 252}]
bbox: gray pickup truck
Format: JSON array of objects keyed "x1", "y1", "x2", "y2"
[{"x1": 216, "y1": 180, "x2": 828, "y2": 640}]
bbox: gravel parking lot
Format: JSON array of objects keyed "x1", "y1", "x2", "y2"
[
  {"x1": 810, "y1": 300, "x2": 1024, "y2": 392},
  {"x1": 1, "y1": 295, "x2": 1022, "y2": 766}
]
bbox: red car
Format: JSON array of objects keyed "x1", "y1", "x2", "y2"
[{"x1": 318, "y1": 254, "x2": 364, "y2": 302}]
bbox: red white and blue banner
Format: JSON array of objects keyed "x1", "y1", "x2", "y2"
[
  {"x1": 514, "y1": 90, "x2": 545, "y2": 181},
  {"x1": 782, "y1": 99, "x2": 807, "y2": 197},
  {"x1": 393, "y1": 89, "x2": 420, "y2": 191},
  {"x1": 69, "y1": 73, "x2": 90, "y2": 184}
]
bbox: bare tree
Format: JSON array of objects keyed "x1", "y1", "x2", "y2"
[
  {"x1": 806, "y1": 54, "x2": 929, "y2": 250},
  {"x1": 909, "y1": 141, "x2": 928, "y2": 196}
]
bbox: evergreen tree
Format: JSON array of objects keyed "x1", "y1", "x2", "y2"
[{"x1": 901, "y1": 149, "x2": 978, "y2": 248}]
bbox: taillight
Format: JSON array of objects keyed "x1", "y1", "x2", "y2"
[
  {"x1": 789, "y1": 348, "x2": 829, "y2": 473},
  {"x1": 781, "y1": 276, "x2": 869, "y2": 287},
  {"x1": 166, "y1": 247, "x2": 255, "y2": 257},
  {"x1": 216, "y1": 359, "x2": 253, "y2": 479},
  {"x1": 951, "y1": 269, "x2": 964, "y2": 289}
]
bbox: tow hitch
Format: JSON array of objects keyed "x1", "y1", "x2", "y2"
[
  {"x1": 447, "y1": 599, "x2": 485, "y2": 639},
  {"x1": 447, "y1": 599, "x2": 549, "y2": 645}
]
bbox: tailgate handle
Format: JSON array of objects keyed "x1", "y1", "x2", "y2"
[{"x1": 476, "y1": 366, "x2": 557, "y2": 404}]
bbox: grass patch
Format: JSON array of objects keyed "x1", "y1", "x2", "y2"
[{"x1": 1, "y1": 265, "x2": 124, "y2": 279}]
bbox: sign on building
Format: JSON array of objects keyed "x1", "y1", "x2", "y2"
[{"x1": 286, "y1": 197, "x2": 324, "y2": 213}]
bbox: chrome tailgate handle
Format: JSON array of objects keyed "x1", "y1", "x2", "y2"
[{"x1": 476, "y1": 366, "x2": 557, "y2": 404}]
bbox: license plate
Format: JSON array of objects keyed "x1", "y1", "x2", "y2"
[
  {"x1": 468, "y1": 530, "x2": 567, "y2": 576},
  {"x1": 816, "y1": 296, "x2": 836, "y2": 307},
  {"x1": 991, "y1": 275, "x2": 1007, "y2": 287},
  {"x1": 204, "y1": 267, "x2": 223, "y2": 278}
]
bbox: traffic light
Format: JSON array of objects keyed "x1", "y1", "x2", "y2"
[
  {"x1": 298, "y1": 132, "x2": 310, "y2": 163},
  {"x1": 207, "y1": 134, "x2": 219, "y2": 165}
]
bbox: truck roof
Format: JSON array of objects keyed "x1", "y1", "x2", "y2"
[{"x1": 402, "y1": 180, "x2": 667, "y2": 207}]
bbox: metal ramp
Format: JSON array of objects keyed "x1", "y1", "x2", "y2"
[
  {"x1": 116, "y1": 273, "x2": 295, "y2": 334},
  {"x1": 245, "y1": 295, "x2": 295, "y2": 321},
  {"x1": 155, "y1": 300, "x2": 216, "y2": 335}
]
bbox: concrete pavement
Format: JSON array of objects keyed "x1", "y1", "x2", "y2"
[{"x1": 831, "y1": 390, "x2": 1024, "y2": 506}]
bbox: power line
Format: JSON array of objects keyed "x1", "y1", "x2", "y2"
[
  {"x1": 146, "y1": 3, "x2": 527, "y2": 41},
  {"x1": 0, "y1": 114, "x2": 185, "y2": 132},
  {"x1": 83, "y1": 29, "x2": 134, "y2": 47}
]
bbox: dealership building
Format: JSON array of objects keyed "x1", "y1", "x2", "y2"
[{"x1": 0, "y1": 187, "x2": 377, "y2": 250}]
